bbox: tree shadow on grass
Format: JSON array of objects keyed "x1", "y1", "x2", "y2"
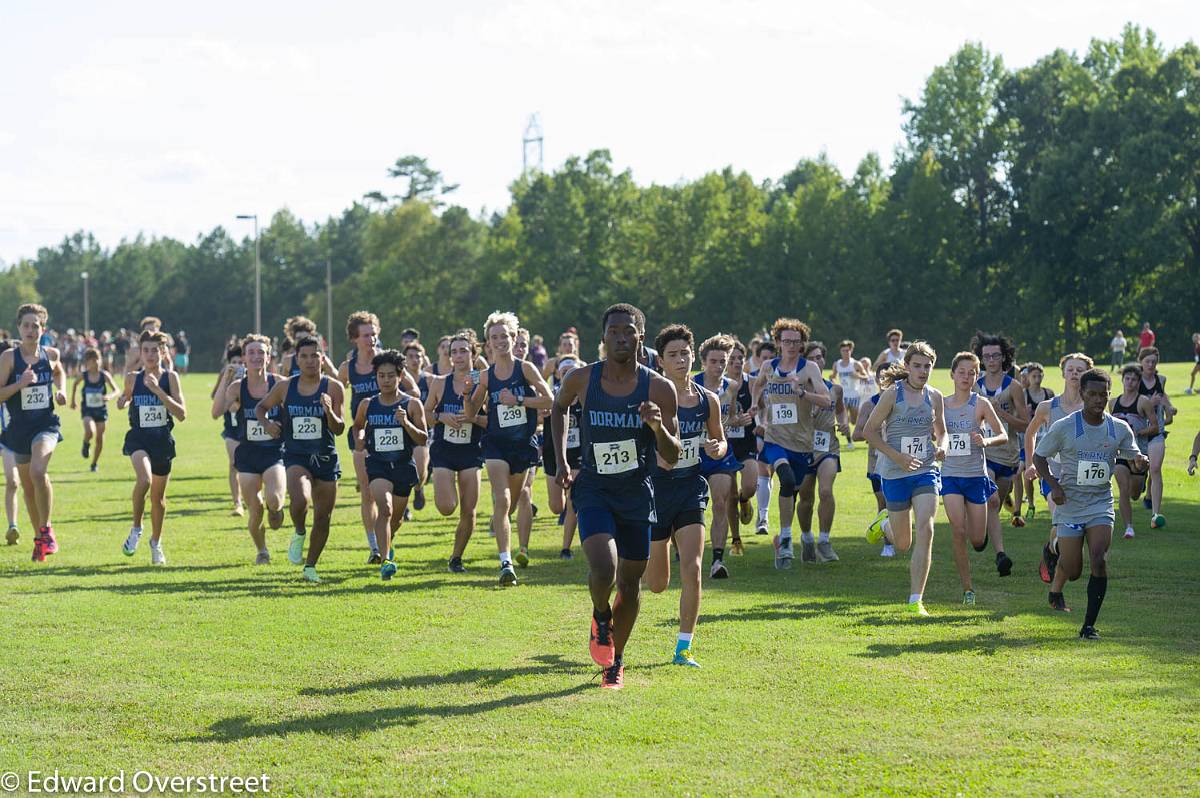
[
  {"x1": 299, "y1": 654, "x2": 584, "y2": 696},
  {"x1": 2, "y1": 562, "x2": 233, "y2": 579},
  {"x1": 856, "y1": 632, "x2": 1042, "y2": 658},
  {"x1": 656, "y1": 600, "x2": 860, "y2": 627},
  {"x1": 21, "y1": 571, "x2": 454, "y2": 600}
]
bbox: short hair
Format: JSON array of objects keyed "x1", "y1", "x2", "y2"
[
  {"x1": 1138, "y1": 346, "x2": 1160, "y2": 362},
  {"x1": 1059, "y1": 352, "x2": 1095, "y2": 370},
  {"x1": 294, "y1": 335, "x2": 321, "y2": 353},
  {"x1": 516, "y1": 327, "x2": 530, "y2": 341},
  {"x1": 449, "y1": 329, "x2": 479, "y2": 356},
  {"x1": 225, "y1": 345, "x2": 243, "y2": 361},
  {"x1": 730, "y1": 339, "x2": 747, "y2": 356},
  {"x1": 601, "y1": 303, "x2": 642, "y2": 332},
  {"x1": 654, "y1": 323, "x2": 694, "y2": 355},
  {"x1": 1120, "y1": 363, "x2": 1142, "y2": 380},
  {"x1": 771, "y1": 318, "x2": 811, "y2": 343},
  {"x1": 970, "y1": 331, "x2": 1016, "y2": 372},
  {"x1": 1023, "y1": 361, "x2": 1044, "y2": 375},
  {"x1": 886, "y1": 328, "x2": 903, "y2": 340},
  {"x1": 1079, "y1": 368, "x2": 1111, "y2": 392},
  {"x1": 803, "y1": 341, "x2": 827, "y2": 360},
  {"x1": 531, "y1": 335, "x2": 544, "y2": 346},
  {"x1": 83, "y1": 347, "x2": 101, "y2": 363},
  {"x1": 485, "y1": 311, "x2": 520, "y2": 337},
  {"x1": 403, "y1": 342, "x2": 425, "y2": 357},
  {"x1": 401, "y1": 327, "x2": 420, "y2": 340},
  {"x1": 241, "y1": 333, "x2": 272, "y2": 353},
  {"x1": 699, "y1": 333, "x2": 735, "y2": 360},
  {"x1": 372, "y1": 349, "x2": 405, "y2": 373},
  {"x1": 839, "y1": 339, "x2": 855, "y2": 350},
  {"x1": 139, "y1": 330, "x2": 168, "y2": 347},
  {"x1": 285, "y1": 316, "x2": 316, "y2": 341},
  {"x1": 755, "y1": 341, "x2": 777, "y2": 358},
  {"x1": 950, "y1": 351, "x2": 980, "y2": 374},
  {"x1": 16, "y1": 303, "x2": 48, "y2": 326},
  {"x1": 139, "y1": 316, "x2": 162, "y2": 331},
  {"x1": 346, "y1": 311, "x2": 380, "y2": 342}
]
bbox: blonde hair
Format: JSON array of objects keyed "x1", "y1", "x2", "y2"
[
  {"x1": 241, "y1": 333, "x2": 272, "y2": 353},
  {"x1": 1059, "y1": 352, "x2": 1095, "y2": 371},
  {"x1": 485, "y1": 311, "x2": 519, "y2": 338},
  {"x1": 950, "y1": 351, "x2": 980, "y2": 374},
  {"x1": 346, "y1": 311, "x2": 380, "y2": 342}
]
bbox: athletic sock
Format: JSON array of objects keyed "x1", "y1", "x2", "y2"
[
  {"x1": 908, "y1": 593, "x2": 922, "y2": 604},
  {"x1": 818, "y1": 531, "x2": 830, "y2": 544},
  {"x1": 258, "y1": 546, "x2": 269, "y2": 556},
  {"x1": 712, "y1": 547, "x2": 724, "y2": 562},
  {"x1": 498, "y1": 550, "x2": 511, "y2": 566},
  {"x1": 676, "y1": 632, "x2": 693, "y2": 654},
  {"x1": 594, "y1": 606, "x2": 612, "y2": 622},
  {"x1": 1049, "y1": 537, "x2": 1059, "y2": 556},
  {"x1": 366, "y1": 530, "x2": 378, "y2": 552},
  {"x1": 294, "y1": 526, "x2": 305, "y2": 538},
  {"x1": 1084, "y1": 576, "x2": 1108, "y2": 627},
  {"x1": 801, "y1": 531, "x2": 814, "y2": 544},
  {"x1": 779, "y1": 525, "x2": 792, "y2": 543},
  {"x1": 881, "y1": 517, "x2": 892, "y2": 542},
  {"x1": 756, "y1": 477, "x2": 771, "y2": 520}
]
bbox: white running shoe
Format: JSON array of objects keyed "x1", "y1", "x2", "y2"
[
  {"x1": 122, "y1": 527, "x2": 141, "y2": 557},
  {"x1": 881, "y1": 543, "x2": 896, "y2": 558},
  {"x1": 1123, "y1": 525, "x2": 1135, "y2": 539},
  {"x1": 287, "y1": 532, "x2": 305, "y2": 565},
  {"x1": 773, "y1": 535, "x2": 794, "y2": 570},
  {"x1": 816, "y1": 541, "x2": 839, "y2": 562},
  {"x1": 709, "y1": 559, "x2": 729, "y2": 579},
  {"x1": 150, "y1": 542, "x2": 166, "y2": 565}
]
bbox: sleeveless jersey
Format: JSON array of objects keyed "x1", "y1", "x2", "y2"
[
  {"x1": 941, "y1": 393, "x2": 985, "y2": 478},
  {"x1": 1137, "y1": 373, "x2": 1167, "y2": 432},
  {"x1": 1035, "y1": 411, "x2": 1138, "y2": 521},
  {"x1": 81, "y1": 372, "x2": 107, "y2": 412},
  {"x1": 282, "y1": 377, "x2": 336, "y2": 457},
  {"x1": 5, "y1": 346, "x2": 56, "y2": 431},
  {"x1": 346, "y1": 351, "x2": 380, "y2": 417},
  {"x1": 433, "y1": 373, "x2": 485, "y2": 448},
  {"x1": 1042, "y1": 395, "x2": 1078, "y2": 477},
  {"x1": 363, "y1": 395, "x2": 416, "y2": 464},
  {"x1": 1110, "y1": 395, "x2": 1149, "y2": 456},
  {"x1": 876, "y1": 382, "x2": 936, "y2": 480},
  {"x1": 865, "y1": 393, "x2": 881, "y2": 475},
  {"x1": 128, "y1": 371, "x2": 173, "y2": 437},
  {"x1": 973, "y1": 374, "x2": 1020, "y2": 466},
  {"x1": 660, "y1": 385, "x2": 710, "y2": 479},
  {"x1": 486, "y1": 360, "x2": 537, "y2": 443},
  {"x1": 762, "y1": 357, "x2": 815, "y2": 451},
  {"x1": 835, "y1": 359, "x2": 859, "y2": 394},
  {"x1": 580, "y1": 363, "x2": 656, "y2": 482},
  {"x1": 694, "y1": 373, "x2": 735, "y2": 454},
  {"x1": 810, "y1": 379, "x2": 840, "y2": 456},
  {"x1": 238, "y1": 375, "x2": 281, "y2": 450}
]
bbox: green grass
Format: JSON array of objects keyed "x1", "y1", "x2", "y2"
[{"x1": 1, "y1": 363, "x2": 1198, "y2": 796}]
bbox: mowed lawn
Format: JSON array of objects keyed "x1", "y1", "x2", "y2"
[{"x1": 1, "y1": 363, "x2": 1197, "y2": 797}]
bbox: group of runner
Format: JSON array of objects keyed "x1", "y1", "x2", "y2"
[{"x1": 0, "y1": 300, "x2": 1187, "y2": 689}]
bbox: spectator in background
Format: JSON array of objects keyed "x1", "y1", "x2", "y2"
[
  {"x1": 1139, "y1": 322, "x2": 1155, "y2": 351},
  {"x1": 1187, "y1": 333, "x2": 1200, "y2": 395},
  {"x1": 529, "y1": 335, "x2": 547, "y2": 370},
  {"x1": 174, "y1": 331, "x2": 190, "y2": 374},
  {"x1": 1110, "y1": 329, "x2": 1126, "y2": 371}
]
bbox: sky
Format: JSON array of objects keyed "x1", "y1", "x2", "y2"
[{"x1": 1, "y1": 1, "x2": 1196, "y2": 264}]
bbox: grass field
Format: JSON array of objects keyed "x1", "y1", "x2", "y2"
[{"x1": 1, "y1": 362, "x2": 1198, "y2": 797}]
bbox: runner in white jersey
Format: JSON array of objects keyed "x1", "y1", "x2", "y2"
[
  {"x1": 1024, "y1": 353, "x2": 1091, "y2": 584},
  {"x1": 831, "y1": 340, "x2": 863, "y2": 450},
  {"x1": 1019, "y1": 362, "x2": 1055, "y2": 520},
  {"x1": 800, "y1": 342, "x2": 846, "y2": 562},
  {"x1": 872, "y1": 328, "x2": 905, "y2": 369},
  {"x1": 723, "y1": 341, "x2": 759, "y2": 551},
  {"x1": 854, "y1": 361, "x2": 895, "y2": 557},
  {"x1": 863, "y1": 342, "x2": 946, "y2": 616}
]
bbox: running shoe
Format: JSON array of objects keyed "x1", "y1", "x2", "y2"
[
  {"x1": 1142, "y1": 497, "x2": 1152, "y2": 510},
  {"x1": 1150, "y1": 513, "x2": 1166, "y2": 529},
  {"x1": 963, "y1": 590, "x2": 976, "y2": 606},
  {"x1": 287, "y1": 532, "x2": 305, "y2": 565},
  {"x1": 880, "y1": 543, "x2": 896, "y2": 558},
  {"x1": 845, "y1": 440, "x2": 855, "y2": 451},
  {"x1": 380, "y1": 559, "x2": 397, "y2": 581},
  {"x1": 499, "y1": 562, "x2": 518, "y2": 587},
  {"x1": 267, "y1": 508, "x2": 285, "y2": 529},
  {"x1": 255, "y1": 551, "x2": 271, "y2": 565},
  {"x1": 515, "y1": 548, "x2": 530, "y2": 568},
  {"x1": 447, "y1": 556, "x2": 466, "y2": 573},
  {"x1": 302, "y1": 565, "x2": 320, "y2": 583},
  {"x1": 89, "y1": 463, "x2": 98, "y2": 473},
  {"x1": 866, "y1": 509, "x2": 888, "y2": 544},
  {"x1": 773, "y1": 535, "x2": 793, "y2": 570},
  {"x1": 730, "y1": 536, "x2": 744, "y2": 556},
  {"x1": 905, "y1": 599, "x2": 930, "y2": 617},
  {"x1": 801, "y1": 540, "x2": 817, "y2": 563},
  {"x1": 755, "y1": 519, "x2": 768, "y2": 536},
  {"x1": 31, "y1": 535, "x2": 46, "y2": 562},
  {"x1": 403, "y1": 508, "x2": 412, "y2": 522},
  {"x1": 738, "y1": 498, "x2": 753, "y2": 525},
  {"x1": 1078, "y1": 625, "x2": 1100, "y2": 641},
  {"x1": 1011, "y1": 514, "x2": 1025, "y2": 528},
  {"x1": 41, "y1": 526, "x2": 57, "y2": 555},
  {"x1": 81, "y1": 441, "x2": 90, "y2": 459},
  {"x1": 590, "y1": 614, "x2": 615, "y2": 666},
  {"x1": 673, "y1": 649, "x2": 701, "y2": 668},
  {"x1": 1187, "y1": 388, "x2": 1195, "y2": 396},
  {"x1": 122, "y1": 527, "x2": 142, "y2": 557},
  {"x1": 600, "y1": 662, "x2": 624, "y2": 690},
  {"x1": 1024, "y1": 503, "x2": 1035, "y2": 521},
  {"x1": 996, "y1": 552, "x2": 1013, "y2": 577},
  {"x1": 150, "y1": 542, "x2": 166, "y2": 566},
  {"x1": 557, "y1": 511, "x2": 566, "y2": 526},
  {"x1": 531, "y1": 503, "x2": 539, "y2": 519},
  {"x1": 559, "y1": 548, "x2": 573, "y2": 560},
  {"x1": 413, "y1": 487, "x2": 426, "y2": 511},
  {"x1": 231, "y1": 504, "x2": 244, "y2": 517},
  {"x1": 367, "y1": 551, "x2": 382, "y2": 565},
  {"x1": 1040, "y1": 542, "x2": 1058, "y2": 584},
  {"x1": 1124, "y1": 525, "x2": 1135, "y2": 540},
  {"x1": 709, "y1": 559, "x2": 729, "y2": 579},
  {"x1": 5, "y1": 526, "x2": 18, "y2": 546},
  {"x1": 815, "y1": 541, "x2": 839, "y2": 562},
  {"x1": 1049, "y1": 592, "x2": 1070, "y2": 612}
]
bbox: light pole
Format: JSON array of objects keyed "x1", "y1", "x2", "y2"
[
  {"x1": 81, "y1": 271, "x2": 89, "y2": 333},
  {"x1": 236, "y1": 214, "x2": 261, "y2": 333}
]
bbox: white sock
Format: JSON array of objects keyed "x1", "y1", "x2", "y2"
[
  {"x1": 130, "y1": 526, "x2": 142, "y2": 535},
  {"x1": 149, "y1": 538, "x2": 161, "y2": 549},
  {"x1": 499, "y1": 550, "x2": 511, "y2": 565},
  {"x1": 819, "y1": 531, "x2": 830, "y2": 543},
  {"x1": 756, "y1": 477, "x2": 772, "y2": 520},
  {"x1": 366, "y1": 530, "x2": 378, "y2": 551},
  {"x1": 258, "y1": 546, "x2": 269, "y2": 555},
  {"x1": 881, "y1": 518, "x2": 892, "y2": 536},
  {"x1": 801, "y1": 531, "x2": 814, "y2": 544},
  {"x1": 908, "y1": 593, "x2": 922, "y2": 604},
  {"x1": 677, "y1": 632, "x2": 693, "y2": 644},
  {"x1": 780, "y1": 526, "x2": 792, "y2": 542}
]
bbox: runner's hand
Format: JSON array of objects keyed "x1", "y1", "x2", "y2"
[{"x1": 639, "y1": 401, "x2": 662, "y2": 430}]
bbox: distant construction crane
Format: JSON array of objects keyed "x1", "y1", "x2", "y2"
[{"x1": 523, "y1": 114, "x2": 544, "y2": 175}]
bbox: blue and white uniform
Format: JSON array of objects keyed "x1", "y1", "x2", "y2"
[
  {"x1": 482, "y1": 361, "x2": 539, "y2": 473},
  {"x1": 651, "y1": 385, "x2": 711, "y2": 540},
  {"x1": 694, "y1": 374, "x2": 740, "y2": 476},
  {"x1": 234, "y1": 376, "x2": 283, "y2": 475},
  {"x1": 362, "y1": 395, "x2": 419, "y2": 495},
  {"x1": 1035, "y1": 411, "x2": 1139, "y2": 535},
  {"x1": 938, "y1": 393, "x2": 996, "y2": 504},
  {"x1": 345, "y1": 351, "x2": 380, "y2": 451},
  {"x1": 876, "y1": 382, "x2": 940, "y2": 510},
  {"x1": 122, "y1": 371, "x2": 175, "y2": 475},
  {"x1": 80, "y1": 372, "x2": 109, "y2": 423},
  {"x1": 430, "y1": 374, "x2": 485, "y2": 472},
  {"x1": 2, "y1": 346, "x2": 62, "y2": 456},
  {"x1": 281, "y1": 377, "x2": 340, "y2": 481},
  {"x1": 973, "y1": 374, "x2": 1022, "y2": 480}
]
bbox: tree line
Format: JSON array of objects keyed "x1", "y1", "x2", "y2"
[{"x1": 3, "y1": 25, "x2": 1196, "y2": 370}]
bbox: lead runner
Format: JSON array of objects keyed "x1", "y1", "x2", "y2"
[{"x1": 551, "y1": 303, "x2": 680, "y2": 690}]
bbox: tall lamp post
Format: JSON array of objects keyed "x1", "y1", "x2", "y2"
[
  {"x1": 236, "y1": 214, "x2": 261, "y2": 334},
  {"x1": 81, "y1": 271, "x2": 89, "y2": 333}
]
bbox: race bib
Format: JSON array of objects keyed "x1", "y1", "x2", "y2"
[
  {"x1": 593, "y1": 439, "x2": 638, "y2": 475},
  {"x1": 292, "y1": 415, "x2": 321, "y2": 440},
  {"x1": 946, "y1": 433, "x2": 970, "y2": 457},
  {"x1": 812, "y1": 430, "x2": 831, "y2": 453},
  {"x1": 373, "y1": 427, "x2": 404, "y2": 452},
  {"x1": 246, "y1": 420, "x2": 272, "y2": 442},
  {"x1": 566, "y1": 427, "x2": 580, "y2": 449},
  {"x1": 675, "y1": 436, "x2": 701, "y2": 470},
  {"x1": 771, "y1": 402, "x2": 797, "y2": 426},
  {"x1": 139, "y1": 404, "x2": 167, "y2": 428},
  {"x1": 900, "y1": 435, "x2": 928, "y2": 458},
  {"x1": 725, "y1": 424, "x2": 745, "y2": 439},
  {"x1": 498, "y1": 404, "x2": 527, "y2": 429},
  {"x1": 1076, "y1": 459, "x2": 1109, "y2": 486},
  {"x1": 85, "y1": 391, "x2": 105, "y2": 408},
  {"x1": 443, "y1": 422, "x2": 471, "y2": 444},
  {"x1": 20, "y1": 384, "x2": 49, "y2": 410}
]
